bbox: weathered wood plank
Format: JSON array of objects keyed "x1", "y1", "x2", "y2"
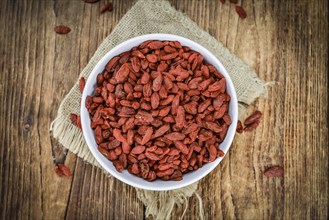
[{"x1": 0, "y1": 0, "x2": 327, "y2": 219}]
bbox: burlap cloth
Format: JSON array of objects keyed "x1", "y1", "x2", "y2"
[{"x1": 50, "y1": 0, "x2": 267, "y2": 219}]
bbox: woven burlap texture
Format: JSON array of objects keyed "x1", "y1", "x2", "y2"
[{"x1": 50, "y1": 0, "x2": 267, "y2": 219}]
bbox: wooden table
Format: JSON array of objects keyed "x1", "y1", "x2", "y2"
[{"x1": 0, "y1": 0, "x2": 327, "y2": 219}]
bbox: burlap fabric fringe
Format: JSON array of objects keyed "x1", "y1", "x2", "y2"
[{"x1": 50, "y1": 0, "x2": 267, "y2": 219}]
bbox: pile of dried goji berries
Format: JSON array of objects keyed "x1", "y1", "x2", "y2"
[{"x1": 85, "y1": 40, "x2": 232, "y2": 181}]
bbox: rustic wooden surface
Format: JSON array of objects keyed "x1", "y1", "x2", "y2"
[{"x1": 0, "y1": 0, "x2": 328, "y2": 219}]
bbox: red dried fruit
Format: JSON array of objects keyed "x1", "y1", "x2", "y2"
[
  {"x1": 198, "y1": 99, "x2": 211, "y2": 113},
  {"x1": 145, "y1": 151, "x2": 161, "y2": 161},
  {"x1": 54, "y1": 25, "x2": 71, "y2": 34},
  {"x1": 173, "y1": 141, "x2": 189, "y2": 155},
  {"x1": 154, "y1": 124, "x2": 170, "y2": 138},
  {"x1": 235, "y1": 6, "x2": 247, "y2": 19},
  {"x1": 54, "y1": 166, "x2": 63, "y2": 177},
  {"x1": 79, "y1": 77, "x2": 85, "y2": 93},
  {"x1": 152, "y1": 74, "x2": 163, "y2": 92},
  {"x1": 158, "y1": 163, "x2": 172, "y2": 171},
  {"x1": 217, "y1": 149, "x2": 225, "y2": 157},
  {"x1": 100, "y1": 2, "x2": 113, "y2": 14},
  {"x1": 175, "y1": 106, "x2": 186, "y2": 128},
  {"x1": 141, "y1": 127, "x2": 153, "y2": 145},
  {"x1": 264, "y1": 166, "x2": 284, "y2": 177},
  {"x1": 113, "y1": 160, "x2": 124, "y2": 172},
  {"x1": 164, "y1": 132, "x2": 185, "y2": 141},
  {"x1": 115, "y1": 63, "x2": 130, "y2": 83},
  {"x1": 58, "y1": 164, "x2": 72, "y2": 177},
  {"x1": 244, "y1": 110, "x2": 262, "y2": 125},
  {"x1": 132, "y1": 50, "x2": 145, "y2": 59},
  {"x1": 70, "y1": 113, "x2": 82, "y2": 130},
  {"x1": 222, "y1": 114, "x2": 231, "y2": 125},
  {"x1": 236, "y1": 120, "x2": 243, "y2": 133},
  {"x1": 76, "y1": 115, "x2": 82, "y2": 130},
  {"x1": 147, "y1": 40, "x2": 165, "y2": 49},
  {"x1": 146, "y1": 54, "x2": 158, "y2": 63},
  {"x1": 141, "y1": 71, "x2": 150, "y2": 84},
  {"x1": 244, "y1": 120, "x2": 260, "y2": 131},
  {"x1": 208, "y1": 80, "x2": 224, "y2": 92},
  {"x1": 198, "y1": 78, "x2": 212, "y2": 91},
  {"x1": 151, "y1": 92, "x2": 160, "y2": 109},
  {"x1": 98, "y1": 146, "x2": 110, "y2": 158},
  {"x1": 161, "y1": 52, "x2": 178, "y2": 61},
  {"x1": 131, "y1": 145, "x2": 146, "y2": 155},
  {"x1": 106, "y1": 56, "x2": 120, "y2": 72},
  {"x1": 69, "y1": 113, "x2": 78, "y2": 126},
  {"x1": 112, "y1": 129, "x2": 127, "y2": 143},
  {"x1": 205, "y1": 122, "x2": 222, "y2": 133}
]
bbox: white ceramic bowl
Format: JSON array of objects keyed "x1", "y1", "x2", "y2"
[{"x1": 81, "y1": 34, "x2": 238, "y2": 191}]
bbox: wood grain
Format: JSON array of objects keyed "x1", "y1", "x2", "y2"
[{"x1": 0, "y1": 0, "x2": 327, "y2": 219}]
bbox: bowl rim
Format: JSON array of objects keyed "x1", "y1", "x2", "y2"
[{"x1": 81, "y1": 33, "x2": 238, "y2": 191}]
